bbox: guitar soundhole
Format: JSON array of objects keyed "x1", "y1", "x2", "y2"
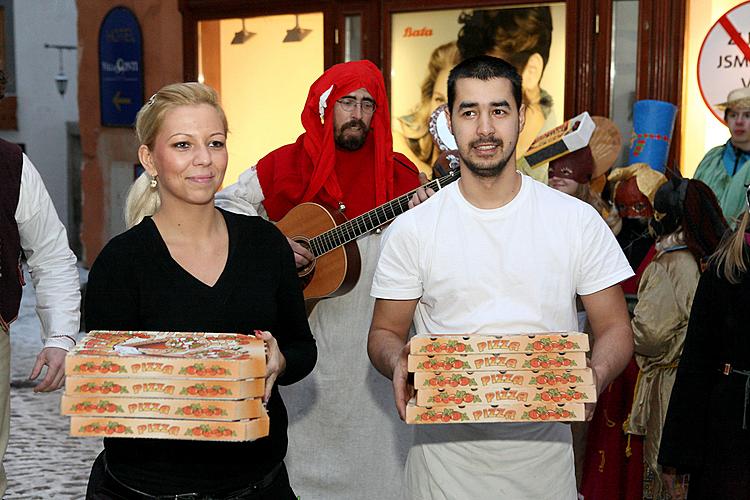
[{"x1": 294, "y1": 238, "x2": 316, "y2": 284}]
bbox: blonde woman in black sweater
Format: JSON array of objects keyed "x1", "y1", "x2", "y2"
[{"x1": 84, "y1": 82, "x2": 316, "y2": 499}]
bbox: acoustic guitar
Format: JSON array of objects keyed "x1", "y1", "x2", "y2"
[{"x1": 276, "y1": 167, "x2": 461, "y2": 300}]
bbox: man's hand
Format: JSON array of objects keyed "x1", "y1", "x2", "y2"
[
  {"x1": 393, "y1": 342, "x2": 414, "y2": 420},
  {"x1": 408, "y1": 172, "x2": 436, "y2": 209},
  {"x1": 286, "y1": 236, "x2": 314, "y2": 268},
  {"x1": 255, "y1": 330, "x2": 287, "y2": 403},
  {"x1": 585, "y1": 357, "x2": 599, "y2": 420},
  {"x1": 29, "y1": 347, "x2": 67, "y2": 392}
]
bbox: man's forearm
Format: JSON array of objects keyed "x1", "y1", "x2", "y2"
[
  {"x1": 590, "y1": 324, "x2": 634, "y2": 392},
  {"x1": 368, "y1": 328, "x2": 408, "y2": 380}
]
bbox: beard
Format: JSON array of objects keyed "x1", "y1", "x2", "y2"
[
  {"x1": 460, "y1": 138, "x2": 512, "y2": 178},
  {"x1": 335, "y1": 119, "x2": 369, "y2": 151}
]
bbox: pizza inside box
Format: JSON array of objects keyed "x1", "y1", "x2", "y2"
[
  {"x1": 63, "y1": 331, "x2": 269, "y2": 442},
  {"x1": 407, "y1": 332, "x2": 596, "y2": 425}
]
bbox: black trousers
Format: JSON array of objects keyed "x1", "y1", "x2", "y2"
[{"x1": 86, "y1": 452, "x2": 297, "y2": 500}]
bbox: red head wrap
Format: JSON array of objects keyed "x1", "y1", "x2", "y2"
[{"x1": 299, "y1": 60, "x2": 394, "y2": 207}]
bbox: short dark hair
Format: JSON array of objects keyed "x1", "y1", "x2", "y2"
[
  {"x1": 457, "y1": 7, "x2": 553, "y2": 70},
  {"x1": 447, "y1": 55, "x2": 522, "y2": 113}
]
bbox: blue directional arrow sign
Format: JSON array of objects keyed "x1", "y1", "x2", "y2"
[{"x1": 99, "y1": 7, "x2": 144, "y2": 127}]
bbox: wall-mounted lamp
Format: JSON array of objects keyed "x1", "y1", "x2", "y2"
[
  {"x1": 231, "y1": 19, "x2": 255, "y2": 45},
  {"x1": 44, "y1": 43, "x2": 77, "y2": 96},
  {"x1": 283, "y1": 14, "x2": 311, "y2": 43}
]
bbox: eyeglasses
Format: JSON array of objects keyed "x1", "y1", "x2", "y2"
[{"x1": 337, "y1": 98, "x2": 376, "y2": 114}]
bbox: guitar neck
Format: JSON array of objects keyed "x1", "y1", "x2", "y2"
[{"x1": 309, "y1": 169, "x2": 461, "y2": 257}]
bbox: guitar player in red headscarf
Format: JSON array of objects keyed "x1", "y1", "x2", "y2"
[{"x1": 217, "y1": 60, "x2": 426, "y2": 500}]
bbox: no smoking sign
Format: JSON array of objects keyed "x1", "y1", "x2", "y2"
[{"x1": 699, "y1": 0, "x2": 750, "y2": 123}]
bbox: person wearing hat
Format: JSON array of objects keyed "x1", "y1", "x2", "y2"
[
  {"x1": 694, "y1": 87, "x2": 750, "y2": 226},
  {"x1": 625, "y1": 177, "x2": 727, "y2": 499}
]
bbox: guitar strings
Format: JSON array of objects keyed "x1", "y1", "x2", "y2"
[{"x1": 309, "y1": 171, "x2": 459, "y2": 257}]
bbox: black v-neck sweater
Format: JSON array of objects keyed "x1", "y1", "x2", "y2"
[{"x1": 83, "y1": 208, "x2": 316, "y2": 494}]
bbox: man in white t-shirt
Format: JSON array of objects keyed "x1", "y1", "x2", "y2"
[{"x1": 367, "y1": 56, "x2": 634, "y2": 500}]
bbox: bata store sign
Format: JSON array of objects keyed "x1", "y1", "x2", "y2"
[{"x1": 699, "y1": 1, "x2": 750, "y2": 123}]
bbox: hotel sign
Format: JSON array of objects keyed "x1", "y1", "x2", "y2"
[{"x1": 99, "y1": 7, "x2": 144, "y2": 127}]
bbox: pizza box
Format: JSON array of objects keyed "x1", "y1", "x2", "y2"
[
  {"x1": 406, "y1": 399, "x2": 585, "y2": 424},
  {"x1": 413, "y1": 369, "x2": 595, "y2": 390},
  {"x1": 523, "y1": 111, "x2": 595, "y2": 168},
  {"x1": 410, "y1": 332, "x2": 589, "y2": 355},
  {"x1": 67, "y1": 331, "x2": 266, "y2": 380},
  {"x1": 61, "y1": 395, "x2": 264, "y2": 421},
  {"x1": 416, "y1": 384, "x2": 597, "y2": 406},
  {"x1": 70, "y1": 412, "x2": 269, "y2": 442},
  {"x1": 408, "y1": 352, "x2": 587, "y2": 372},
  {"x1": 65, "y1": 376, "x2": 264, "y2": 400}
]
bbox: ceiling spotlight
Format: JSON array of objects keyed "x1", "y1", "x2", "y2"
[
  {"x1": 283, "y1": 14, "x2": 311, "y2": 43},
  {"x1": 231, "y1": 19, "x2": 255, "y2": 45}
]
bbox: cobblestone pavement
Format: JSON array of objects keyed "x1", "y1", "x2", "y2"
[{"x1": 5, "y1": 270, "x2": 101, "y2": 499}]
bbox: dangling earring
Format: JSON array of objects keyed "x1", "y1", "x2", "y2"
[{"x1": 150, "y1": 176, "x2": 158, "y2": 189}]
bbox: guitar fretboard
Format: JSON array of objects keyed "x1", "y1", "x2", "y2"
[{"x1": 309, "y1": 169, "x2": 460, "y2": 257}]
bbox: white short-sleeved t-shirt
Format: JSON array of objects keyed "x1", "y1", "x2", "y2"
[
  {"x1": 371, "y1": 173, "x2": 633, "y2": 500},
  {"x1": 372, "y1": 173, "x2": 632, "y2": 334}
]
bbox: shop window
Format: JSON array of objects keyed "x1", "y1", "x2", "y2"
[
  {"x1": 197, "y1": 13, "x2": 324, "y2": 186},
  {"x1": 344, "y1": 15, "x2": 362, "y2": 62},
  {"x1": 609, "y1": 0, "x2": 639, "y2": 166}
]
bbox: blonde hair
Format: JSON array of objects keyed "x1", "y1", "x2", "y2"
[
  {"x1": 709, "y1": 210, "x2": 749, "y2": 284},
  {"x1": 125, "y1": 82, "x2": 228, "y2": 228},
  {"x1": 398, "y1": 42, "x2": 460, "y2": 164}
]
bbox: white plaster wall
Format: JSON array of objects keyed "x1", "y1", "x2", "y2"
[{"x1": 0, "y1": 0, "x2": 78, "y2": 228}]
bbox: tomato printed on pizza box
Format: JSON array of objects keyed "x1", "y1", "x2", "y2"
[
  {"x1": 66, "y1": 331, "x2": 266, "y2": 380},
  {"x1": 406, "y1": 400, "x2": 585, "y2": 424},
  {"x1": 413, "y1": 369, "x2": 595, "y2": 390},
  {"x1": 410, "y1": 332, "x2": 589, "y2": 355},
  {"x1": 70, "y1": 413, "x2": 270, "y2": 442},
  {"x1": 64, "y1": 376, "x2": 264, "y2": 400},
  {"x1": 61, "y1": 395, "x2": 264, "y2": 421},
  {"x1": 416, "y1": 384, "x2": 597, "y2": 406},
  {"x1": 408, "y1": 352, "x2": 586, "y2": 372}
]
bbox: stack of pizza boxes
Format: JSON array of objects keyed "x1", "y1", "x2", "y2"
[
  {"x1": 62, "y1": 331, "x2": 269, "y2": 442},
  {"x1": 407, "y1": 332, "x2": 595, "y2": 424}
]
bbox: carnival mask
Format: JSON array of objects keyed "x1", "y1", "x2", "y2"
[{"x1": 615, "y1": 177, "x2": 653, "y2": 219}]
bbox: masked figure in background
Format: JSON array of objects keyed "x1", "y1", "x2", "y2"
[
  {"x1": 217, "y1": 60, "x2": 421, "y2": 500},
  {"x1": 609, "y1": 164, "x2": 668, "y2": 298},
  {"x1": 625, "y1": 178, "x2": 727, "y2": 499},
  {"x1": 581, "y1": 163, "x2": 667, "y2": 500}
]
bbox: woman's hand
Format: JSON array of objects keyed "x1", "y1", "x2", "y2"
[{"x1": 255, "y1": 331, "x2": 287, "y2": 403}]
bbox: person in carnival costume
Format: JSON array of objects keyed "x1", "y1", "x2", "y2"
[
  {"x1": 625, "y1": 177, "x2": 727, "y2": 499},
  {"x1": 659, "y1": 182, "x2": 750, "y2": 499},
  {"x1": 216, "y1": 61, "x2": 424, "y2": 500}
]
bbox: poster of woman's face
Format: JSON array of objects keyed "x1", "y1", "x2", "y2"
[{"x1": 390, "y1": 4, "x2": 566, "y2": 176}]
